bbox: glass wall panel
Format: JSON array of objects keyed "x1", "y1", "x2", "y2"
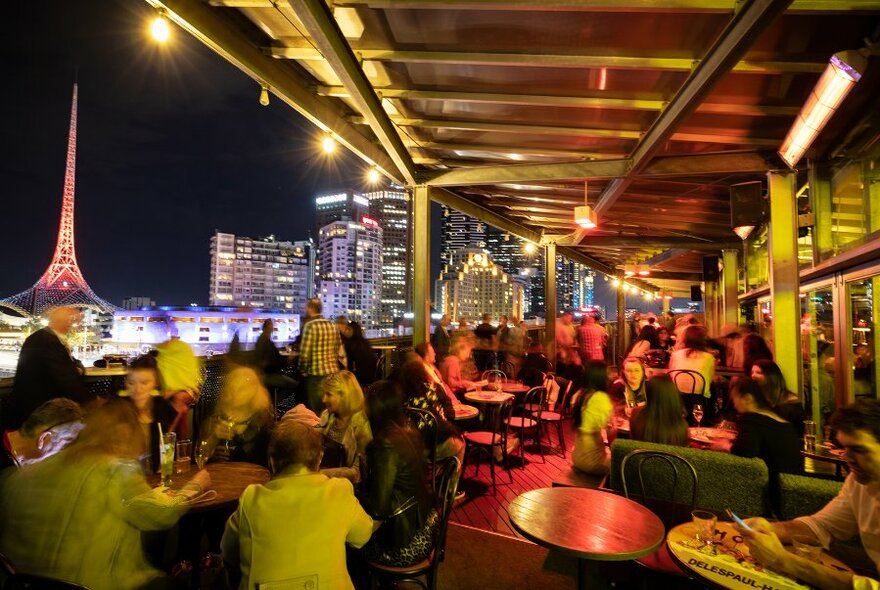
[
  {"x1": 848, "y1": 276, "x2": 878, "y2": 401},
  {"x1": 800, "y1": 287, "x2": 835, "y2": 439},
  {"x1": 817, "y1": 160, "x2": 880, "y2": 261},
  {"x1": 744, "y1": 225, "x2": 769, "y2": 292}
]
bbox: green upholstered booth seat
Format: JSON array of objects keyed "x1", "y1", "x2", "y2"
[
  {"x1": 610, "y1": 438, "x2": 770, "y2": 517},
  {"x1": 777, "y1": 473, "x2": 843, "y2": 521}
]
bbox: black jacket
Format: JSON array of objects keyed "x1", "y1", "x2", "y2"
[
  {"x1": 4, "y1": 328, "x2": 92, "y2": 430},
  {"x1": 365, "y1": 427, "x2": 432, "y2": 552}
]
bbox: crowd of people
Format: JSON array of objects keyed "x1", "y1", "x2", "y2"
[{"x1": 1, "y1": 303, "x2": 878, "y2": 590}]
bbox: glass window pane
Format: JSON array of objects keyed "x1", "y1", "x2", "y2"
[
  {"x1": 801, "y1": 288, "x2": 836, "y2": 439},
  {"x1": 849, "y1": 277, "x2": 877, "y2": 401}
]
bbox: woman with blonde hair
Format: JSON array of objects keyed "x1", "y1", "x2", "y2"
[
  {"x1": 206, "y1": 366, "x2": 274, "y2": 466},
  {"x1": 319, "y1": 370, "x2": 373, "y2": 483}
]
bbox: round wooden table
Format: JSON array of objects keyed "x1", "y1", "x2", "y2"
[
  {"x1": 465, "y1": 390, "x2": 513, "y2": 405},
  {"x1": 508, "y1": 487, "x2": 665, "y2": 589},
  {"x1": 501, "y1": 382, "x2": 531, "y2": 394},
  {"x1": 802, "y1": 446, "x2": 848, "y2": 479},
  {"x1": 453, "y1": 404, "x2": 479, "y2": 421},
  {"x1": 666, "y1": 521, "x2": 852, "y2": 589},
  {"x1": 149, "y1": 461, "x2": 270, "y2": 512}
]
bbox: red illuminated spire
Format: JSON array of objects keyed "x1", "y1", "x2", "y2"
[{"x1": 0, "y1": 84, "x2": 116, "y2": 317}]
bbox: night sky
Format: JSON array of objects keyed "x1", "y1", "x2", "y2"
[
  {"x1": 1, "y1": 0, "x2": 377, "y2": 307},
  {"x1": 1, "y1": 0, "x2": 661, "y2": 316}
]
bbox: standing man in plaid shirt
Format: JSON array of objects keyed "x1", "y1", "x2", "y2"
[
  {"x1": 577, "y1": 313, "x2": 607, "y2": 364},
  {"x1": 299, "y1": 298, "x2": 343, "y2": 412}
]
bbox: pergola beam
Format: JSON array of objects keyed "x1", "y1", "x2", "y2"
[
  {"x1": 405, "y1": 140, "x2": 629, "y2": 160},
  {"x1": 328, "y1": 0, "x2": 879, "y2": 12},
  {"x1": 592, "y1": 0, "x2": 793, "y2": 216},
  {"x1": 319, "y1": 86, "x2": 801, "y2": 117},
  {"x1": 362, "y1": 117, "x2": 779, "y2": 147},
  {"x1": 147, "y1": 0, "x2": 404, "y2": 184},
  {"x1": 424, "y1": 159, "x2": 630, "y2": 187},
  {"x1": 269, "y1": 47, "x2": 824, "y2": 74},
  {"x1": 285, "y1": 0, "x2": 417, "y2": 185}
]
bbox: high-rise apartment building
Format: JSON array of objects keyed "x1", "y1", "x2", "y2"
[
  {"x1": 440, "y1": 206, "x2": 486, "y2": 265},
  {"x1": 314, "y1": 190, "x2": 369, "y2": 236},
  {"x1": 364, "y1": 185, "x2": 412, "y2": 328},
  {"x1": 435, "y1": 248, "x2": 524, "y2": 322},
  {"x1": 318, "y1": 218, "x2": 383, "y2": 331},
  {"x1": 209, "y1": 231, "x2": 313, "y2": 311}
]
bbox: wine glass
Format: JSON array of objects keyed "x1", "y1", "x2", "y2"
[
  {"x1": 692, "y1": 403, "x2": 704, "y2": 432},
  {"x1": 195, "y1": 440, "x2": 210, "y2": 470}
]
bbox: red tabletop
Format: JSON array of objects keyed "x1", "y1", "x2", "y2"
[
  {"x1": 508, "y1": 487, "x2": 665, "y2": 561},
  {"x1": 453, "y1": 404, "x2": 479, "y2": 421}
]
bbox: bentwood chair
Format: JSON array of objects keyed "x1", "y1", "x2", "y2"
[
  {"x1": 368, "y1": 457, "x2": 461, "y2": 590},
  {"x1": 621, "y1": 449, "x2": 699, "y2": 581},
  {"x1": 480, "y1": 369, "x2": 507, "y2": 385},
  {"x1": 405, "y1": 407, "x2": 439, "y2": 492},
  {"x1": 506, "y1": 386, "x2": 546, "y2": 467},
  {"x1": 462, "y1": 398, "x2": 514, "y2": 494},
  {"x1": 667, "y1": 369, "x2": 708, "y2": 426},
  {"x1": 534, "y1": 381, "x2": 576, "y2": 458}
]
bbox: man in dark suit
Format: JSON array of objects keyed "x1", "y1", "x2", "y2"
[
  {"x1": 3, "y1": 307, "x2": 94, "y2": 431},
  {"x1": 431, "y1": 314, "x2": 452, "y2": 362}
]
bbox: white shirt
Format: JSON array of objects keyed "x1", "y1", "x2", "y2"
[
  {"x1": 668, "y1": 348, "x2": 715, "y2": 396},
  {"x1": 797, "y1": 474, "x2": 880, "y2": 574}
]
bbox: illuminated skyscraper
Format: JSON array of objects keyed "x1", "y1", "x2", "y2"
[
  {"x1": 318, "y1": 217, "x2": 383, "y2": 331},
  {"x1": 364, "y1": 185, "x2": 412, "y2": 329},
  {"x1": 440, "y1": 207, "x2": 486, "y2": 265},
  {"x1": 314, "y1": 189, "x2": 370, "y2": 235},
  {"x1": 435, "y1": 248, "x2": 523, "y2": 322},
  {"x1": 208, "y1": 232, "x2": 312, "y2": 311}
]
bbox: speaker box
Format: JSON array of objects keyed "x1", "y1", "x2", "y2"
[
  {"x1": 690, "y1": 285, "x2": 702, "y2": 301},
  {"x1": 730, "y1": 181, "x2": 766, "y2": 227},
  {"x1": 703, "y1": 256, "x2": 720, "y2": 282}
]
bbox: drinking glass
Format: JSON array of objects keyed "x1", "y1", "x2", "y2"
[
  {"x1": 195, "y1": 440, "x2": 211, "y2": 470},
  {"x1": 691, "y1": 510, "x2": 717, "y2": 545},
  {"x1": 792, "y1": 535, "x2": 822, "y2": 562},
  {"x1": 692, "y1": 403, "x2": 704, "y2": 430},
  {"x1": 803, "y1": 420, "x2": 817, "y2": 451},
  {"x1": 160, "y1": 432, "x2": 176, "y2": 487},
  {"x1": 175, "y1": 439, "x2": 192, "y2": 474}
]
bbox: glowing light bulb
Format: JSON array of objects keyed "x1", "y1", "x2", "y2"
[
  {"x1": 612, "y1": 279, "x2": 620, "y2": 287},
  {"x1": 523, "y1": 243, "x2": 537, "y2": 255},
  {"x1": 151, "y1": 13, "x2": 170, "y2": 43},
  {"x1": 259, "y1": 85, "x2": 270, "y2": 107},
  {"x1": 367, "y1": 167, "x2": 380, "y2": 183},
  {"x1": 322, "y1": 135, "x2": 337, "y2": 154}
]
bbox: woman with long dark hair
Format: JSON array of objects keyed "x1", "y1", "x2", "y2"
[
  {"x1": 629, "y1": 325, "x2": 659, "y2": 359},
  {"x1": 752, "y1": 359, "x2": 805, "y2": 436},
  {"x1": 571, "y1": 361, "x2": 612, "y2": 475},
  {"x1": 629, "y1": 375, "x2": 688, "y2": 446},
  {"x1": 362, "y1": 381, "x2": 437, "y2": 567},
  {"x1": 345, "y1": 321, "x2": 379, "y2": 386}
]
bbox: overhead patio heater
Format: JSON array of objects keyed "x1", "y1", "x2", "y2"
[{"x1": 778, "y1": 50, "x2": 867, "y2": 168}]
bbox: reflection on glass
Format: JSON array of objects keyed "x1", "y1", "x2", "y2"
[
  {"x1": 801, "y1": 288, "x2": 835, "y2": 440},
  {"x1": 849, "y1": 277, "x2": 877, "y2": 400}
]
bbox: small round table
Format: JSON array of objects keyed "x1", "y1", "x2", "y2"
[
  {"x1": 452, "y1": 404, "x2": 479, "y2": 421},
  {"x1": 501, "y1": 382, "x2": 531, "y2": 394},
  {"x1": 802, "y1": 446, "x2": 848, "y2": 479},
  {"x1": 508, "y1": 487, "x2": 665, "y2": 589},
  {"x1": 465, "y1": 391, "x2": 513, "y2": 405}
]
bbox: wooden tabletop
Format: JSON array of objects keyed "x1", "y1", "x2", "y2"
[
  {"x1": 508, "y1": 487, "x2": 665, "y2": 561},
  {"x1": 667, "y1": 521, "x2": 851, "y2": 589},
  {"x1": 84, "y1": 366, "x2": 128, "y2": 377},
  {"x1": 465, "y1": 391, "x2": 513, "y2": 405},
  {"x1": 149, "y1": 461, "x2": 270, "y2": 512},
  {"x1": 452, "y1": 404, "x2": 479, "y2": 421},
  {"x1": 802, "y1": 446, "x2": 846, "y2": 464},
  {"x1": 501, "y1": 382, "x2": 531, "y2": 393}
]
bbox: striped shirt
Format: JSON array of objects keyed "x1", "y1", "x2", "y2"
[{"x1": 299, "y1": 317, "x2": 342, "y2": 376}]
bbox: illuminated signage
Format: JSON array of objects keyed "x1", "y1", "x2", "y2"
[
  {"x1": 315, "y1": 194, "x2": 347, "y2": 205},
  {"x1": 361, "y1": 216, "x2": 379, "y2": 228}
]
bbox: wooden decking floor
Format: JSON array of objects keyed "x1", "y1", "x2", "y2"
[{"x1": 449, "y1": 417, "x2": 581, "y2": 539}]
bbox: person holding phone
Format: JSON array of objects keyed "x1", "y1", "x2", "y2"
[{"x1": 734, "y1": 400, "x2": 880, "y2": 590}]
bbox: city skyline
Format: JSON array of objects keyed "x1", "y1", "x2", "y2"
[{"x1": 1, "y1": 0, "x2": 367, "y2": 308}]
